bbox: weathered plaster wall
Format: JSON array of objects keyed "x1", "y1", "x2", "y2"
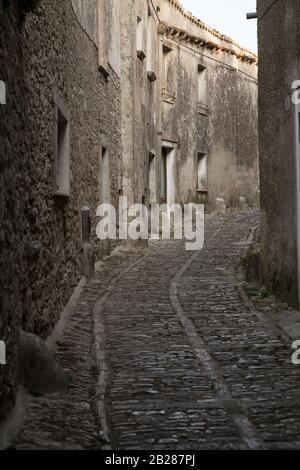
[
  {"x1": 21, "y1": 0, "x2": 121, "y2": 337},
  {"x1": 206, "y1": 58, "x2": 258, "y2": 209},
  {"x1": 258, "y1": 0, "x2": 300, "y2": 307},
  {"x1": 120, "y1": 0, "x2": 258, "y2": 212},
  {"x1": 0, "y1": 0, "x2": 24, "y2": 421},
  {"x1": 158, "y1": 0, "x2": 259, "y2": 209}
]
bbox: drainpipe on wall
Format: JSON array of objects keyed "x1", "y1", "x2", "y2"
[{"x1": 246, "y1": 12, "x2": 258, "y2": 20}]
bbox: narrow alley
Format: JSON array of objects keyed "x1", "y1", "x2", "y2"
[
  {"x1": 2, "y1": 0, "x2": 300, "y2": 454},
  {"x1": 11, "y1": 211, "x2": 300, "y2": 450}
]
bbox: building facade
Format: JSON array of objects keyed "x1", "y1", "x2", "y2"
[
  {"x1": 120, "y1": 0, "x2": 259, "y2": 212},
  {"x1": 0, "y1": 0, "x2": 122, "y2": 419},
  {"x1": 158, "y1": 0, "x2": 258, "y2": 210},
  {"x1": 0, "y1": 0, "x2": 25, "y2": 421},
  {"x1": 258, "y1": 0, "x2": 300, "y2": 308},
  {"x1": 21, "y1": 0, "x2": 121, "y2": 338}
]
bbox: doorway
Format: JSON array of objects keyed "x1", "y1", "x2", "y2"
[{"x1": 161, "y1": 142, "x2": 176, "y2": 207}]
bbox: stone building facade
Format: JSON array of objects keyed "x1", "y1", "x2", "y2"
[
  {"x1": 120, "y1": 0, "x2": 259, "y2": 212},
  {"x1": 0, "y1": 0, "x2": 25, "y2": 421},
  {"x1": 158, "y1": 0, "x2": 258, "y2": 210},
  {"x1": 257, "y1": 0, "x2": 300, "y2": 309},
  {"x1": 0, "y1": 0, "x2": 259, "y2": 421},
  {"x1": 0, "y1": 0, "x2": 121, "y2": 420}
]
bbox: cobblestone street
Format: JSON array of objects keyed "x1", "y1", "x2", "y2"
[{"x1": 12, "y1": 211, "x2": 300, "y2": 450}]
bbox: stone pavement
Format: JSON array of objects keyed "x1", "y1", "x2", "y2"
[{"x1": 11, "y1": 211, "x2": 300, "y2": 449}]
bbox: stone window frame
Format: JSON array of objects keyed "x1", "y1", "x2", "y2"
[
  {"x1": 196, "y1": 151, "x2": 208, "y2": 193},
  {"x1": 53, "y1": 92, "x2": 71, "y2": 200}
]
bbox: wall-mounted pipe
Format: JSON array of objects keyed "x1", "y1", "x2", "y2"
[{"x1": 246, "y1": 12, "x2": 258, "y2": 19}]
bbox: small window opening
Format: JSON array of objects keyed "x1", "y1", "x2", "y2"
[
  {"x1": 137, "y1": 16, "x2": 146, "y2": 60},
  {"x1": 55, "y1": 102, "x2": 70, "y2": 198},
  {"x1": 101, "y1": 147, "x2": 110, "y2": 204},
  {"x1": 198, "y1": 64, "x2": 207, "y2": 106},
  {"x1": 0, "y1": 80, "x2": 6, "y2": 105},
  {"x1": 197, "y1": 153, "x2": 208, "y2": 192}
]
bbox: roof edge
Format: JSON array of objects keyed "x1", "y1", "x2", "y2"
[{"x1": 162, "y1": 0, "x2": 257, "y2": 59}]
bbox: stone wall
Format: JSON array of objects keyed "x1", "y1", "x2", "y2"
[
  {"x1": 1, "y1": 0, "x2": 121, "y2": 422},
  {"x1": 20, "y1": 0, "x2": 121, "y2": 338},
  {"x1": 0, "y1": 0, "x2": 24, "y2": 421},
  {"x1": 258, "y1": 0, "x2": 300, "y2": 308}
]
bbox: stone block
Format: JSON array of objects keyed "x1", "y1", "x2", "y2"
[{"x1": 19, "y1": 331, "x2": 68, "y2": 396}]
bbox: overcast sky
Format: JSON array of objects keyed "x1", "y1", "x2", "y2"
[{"x1": 180, "y1": 0, "x2": 258, "y2": 52}]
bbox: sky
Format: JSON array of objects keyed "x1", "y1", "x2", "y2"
[{"x1": 180, "y1": 0, "x2": 258, "y2": 52}]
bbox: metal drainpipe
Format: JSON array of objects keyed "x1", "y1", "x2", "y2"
[{"x1": 246, "y1": 12, "x2": 258, "y2": 19}]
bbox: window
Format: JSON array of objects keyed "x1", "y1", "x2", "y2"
[
  {"x1": 198, "y1": 64, "x2": 208, "y2": 114},
  {"x1": 149, "y1": 152, "x2": 156, "y2": 203},
  {"x1": 0, "y1": 340, "x2": 6, "y2": 365},
  {"x1": 163, "y1": 43, "x2": 172, "y2": 90},
  {"x1": 146, "y1": 10, "x2": 157, "y2": 82},
  {"x1": 0, "y1": 80, "x2": 6, "y2": 105},
  {"x1": 98, "y1": 0, "x2": 108, "y2": 73},
  {"x1": 101, "y1": 147, "x2": 110, "y2": 204},
  {"x1": 197, "y1": 153, "x2": 208, "y2": 192},
  {"x1": 54, "y1": 95, "x2": 70, "y2": 198},
  {"x1": 161, "y1": 143, "x2": 176, "y2": 207},
  {"x1": 137, "y1": 15, "x2": 146, "y2": 60},
  {"x1": 160, "y1": 148, "x2": 167, "y2": 202}
]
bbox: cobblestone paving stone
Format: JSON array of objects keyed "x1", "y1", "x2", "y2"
[
  {"x1": 178, "y1": 212, "x2": 300, "y2": 449},
  {"x1": 14, "y1": 211, "x2": 300, "y2": 449}
]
